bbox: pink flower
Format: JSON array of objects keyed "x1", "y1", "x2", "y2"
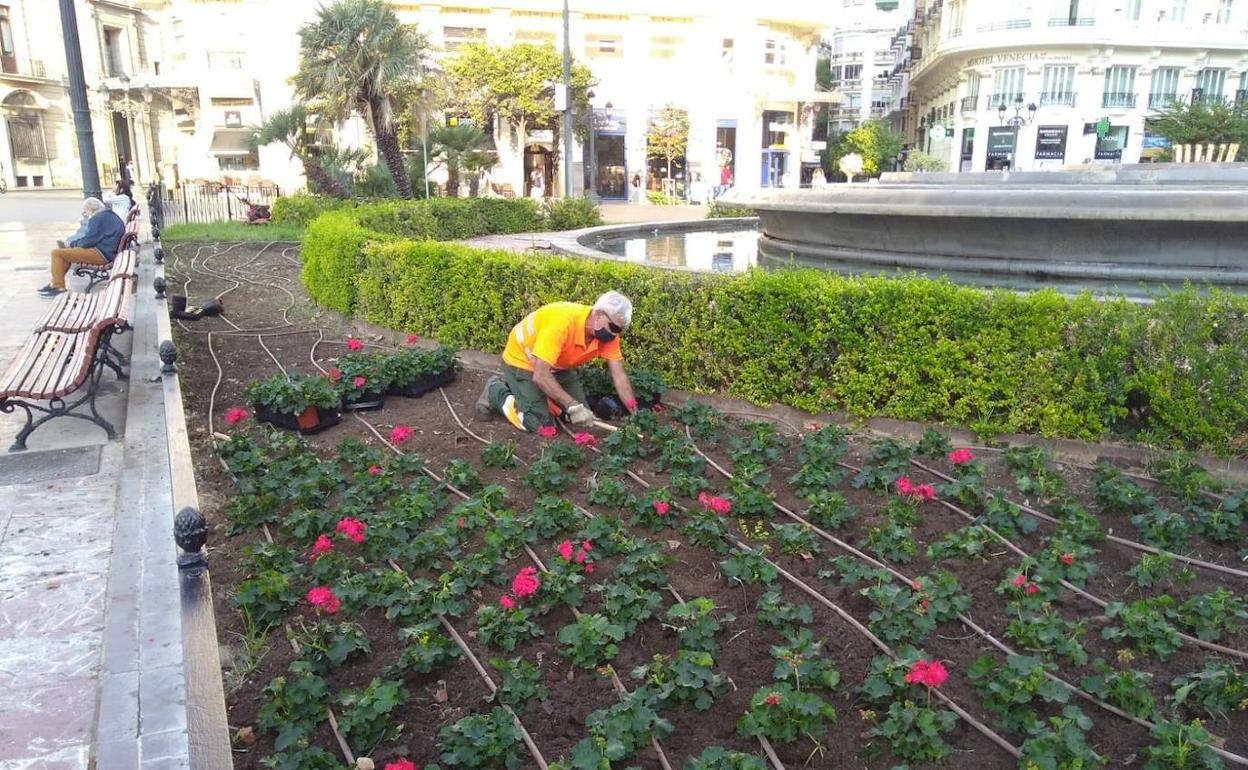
[
  {"x1": 346, "y1": 337, "x2": 363, "y2": 352},
  {"x1": 406, "y1": 334, "x2": 420, "y2": 345},
  {"x1": 915, "y1": 484, "x2": 936, "y2": 502},
  {"x1": 573, "y1": 432, "x2": 597, "y2": 447},
  {"x1": 1060, "y1": 553, "x2": 1075, "y2": 566},
  {"x1": 1011, "y1": 573, "x2": 1027, "y2": 587},
  {"x1": 307, "y1": 586, "x2": 340, "y2": 614},
  {"x1": 456, "y1": 517, "x2": 466, "y2": 529},
  {"x1": 558, "y1": 540, "x2": 574, "y2": 561},
  {"x1": 353, "y1": 375, "x2": 366, "y2": 389},
  {"x1": 697, "y1": 492, "x2": 732, "y2": 515},
  {"x1": 309, "y1": 534, "x2": 333, "y2": 560},
  {"x1": 1026, "y1": 583, "x2": 1039, "y2": 595},
  {"x1": 763, "y1": 692, "x2": 782, "y2": 706},
  {"x1": 537, "y1": 424, "x2": 557, "y2": 438},
  {"x1": 897, "y1": 476, "x2": 935, "y2": 501},
  {"x1": 625, "y1": 398, "x2": 639, "y2": 412},
  {"x1": 499, "y1": 595, "x2": 515, "y2": 610},
  {"x1": 574, "y1": 550, "x2": 587, "y2": 564},
  {"x1": 368, "y1": 465, "x2": 382, "y2": 476},
  {"x1": 583, "y1": 562, "x2": 595, "y2": 575},
  {"x1": 511, "y1": 567, "x2": 540, "y2": 599},
  {"x1": 335, "y1": 517, "x2": 366, "y2": 544},
  {"x1": 895, "y1": 476, "x2": 914, "y2": 495},
  {"x1": 328, "y1": 367, "x2": 342, "y2": 382},
  {"x1": 224, "y1": 407, "x2": 249, "y2": 426},
  {"x1": 904, "y1": 659, "x2": 948, "y2": 688},
  {"x1": 911, "y1": 580, "x2": 922, "y2": 591},
  {"x1": 653, "y1": 501, "x2": 670, "y2": 516},
  {"x1": 581, "y1": 540, "x2": 592, "y2": 552},
  {"x1": 391, "y1": 425, "x2": 414, "y2": 444},
  {"x1": 385, "y1": 760, "x2": 417, "y2": 770},
  {"x1": 948, "y1": 448, "x2": 974, "y2": 465}
]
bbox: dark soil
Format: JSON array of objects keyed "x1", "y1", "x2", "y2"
[{"x1": 169, "y1": 241, "x2": 1248, "y2": 770}]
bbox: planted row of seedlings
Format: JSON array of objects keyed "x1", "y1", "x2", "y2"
[{"x1": 171, "y1": 242, "x2": 1248, "y2": 769}]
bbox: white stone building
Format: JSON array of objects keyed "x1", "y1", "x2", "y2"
[
  {"x1": 894, "y1": 0, "x2": 1248, "y2": 172},
  {"x1": 823, "y1": 0, "x2": 912, "y2": 135}
]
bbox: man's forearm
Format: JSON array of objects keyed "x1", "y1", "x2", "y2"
[
  {"x1": 608, "y1": 364, "x2": 637, "y2": 410},
  {"x1": 533, "y1": 369, "x2": 577, "y2": 409}
]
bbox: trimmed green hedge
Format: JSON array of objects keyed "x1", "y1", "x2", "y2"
[
  {"x1": 328, "y1": 239, "x2": 1248, "y2": 454},
  {"x1": 271, "y1": 195, "x2": 353, "y2": 228}
]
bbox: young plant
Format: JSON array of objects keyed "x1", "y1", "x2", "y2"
[
  {"x1": 1192, "y1": 502, "x2": 1244, "y2": 545},
  {"x1": 1169, "y1": 662, "x2": 1248, "y2": 720},
  {"x1": 727, "y1": 478, "x2": 774, "y2": 518},
  {"x1": 443, "y1": 459, "x2": 482, "y2": 492},
  {"x1": 683, "y1": 747, "x2": 767, "y2": 770},
  {"x1": 529, "y1": 495, "x2": 581, "y2": 539},
  {"x1": 682, "y1": 510, "x2": 731, "y2": 552},
  {"x1": 523, "y1": 457, "x2": 575, "y2": 494},
  {"x1": 627, "y1": 489, "x2": 677, "y2": 532},
  {"x1": 663, "y1": 598, "x2": 731, "y2": 655},
  {"x1": 335, "y1": 677, "x2": 406, "y2": 753},
  {"x1": 488, "y1": 656, "x2": 548, "y2": 713},
  {"x1": 1080, "y1": 659, "x2": 1156, "y2": 719},
  {"x1": 1006, "y1": 609, "x2": 1089, "y2": 666},
  {"x1": 244, "y1": 372, "x2": 341, "y2": 416},
  {"x1": 480, "y1": 440, "x2": 518, "y2": 469},
  {"x1": 770, "y1": 522, "x2": 821, "y2": 557},
  {"x1": 967, "y1": 654, "x2": 1070, "y2": 735},
  {"x1": 1093, "y1": 464, "x2": 1156, "y2": 515},
  {"x1": 771, "y1": 627, "x2": 840, "y2": 692},
  {"x1": 586, "y1": 476, "x2": 631, "y2": 508},
  {"x1": 332, "y1": 351, "x2": 386, "y2": 400},
  {"x1": 543, "y1": 441, "x2": 587, "y2": 471},
  {"x1": 979, "y1": 493, "x2": 1039, "y2": 537},
  {"x1": 1102, "y1": 597, "x2": 1183, "y2": 661},
  {"x1": 1175, "y1": 588, "x2": 1248, "y2": 642},
  {"x1": 1003, "y1": 445, "x2": 1065, "y2": 499},
  {"x1": 594, "y1": 580, "x2": 663, "y2": 634},
  {"x1": 736, "y1": 684, "x2": 837, "y2": 745},
  {"x1": 1131, "y1": 505, "x2": 1191, "y2": 551},
  {"x1": 862, "y1": 581, "x2": 937, "y2": 648},
  {"x1": 852, "y1": 438, "x2": 913, "y2": 491},
  {"x1": 915, "y1": 427, "x2": 953, "y2": 458},
  {"x1": 558, "y1": 613, "x2": 626, "y2": 668},
  {"x1": 755, "y1": 589, "x2": 813, "y2": 629},
  {"x1": 631, "y1": 650, "x2": 727, "y2": 710},
  {"x1": 927, "y1": 524, "x2": 997, "y2": 561},
  {"x1": 255, "y1": 662, "x2": 331, "y2": 752},
  {"x1": 570, "y1": 688, "x2": 673, "y2": 768},
  {"x1": 803, "y1": 491, "x2": 856, "y2": 530},
  {"x1": 719, "y1": 547, "x2": 778, "y2": 587},
  {"x1": 1143, "y1": 719, "x2": 1224, "y2": 770},
  {"x1": 385, "y1": 621, "x2": 461, "y2": 677},
  {"x1": 290, "y1": 619, "x2": 370, "y2": 674},
  {"x1": 438, "y1": 706, "x2": 524, "y2": 770},
  {"x1": 865, "y1": 522, "x2": 918, "y2": 564},
  {"x1": 476, "y1": 603, "x2": 543, "y2": 652},
  {"x1": 1019, "y1": 706, "x2": 1106, "y2": 770},
  {"x1": 1126, "y1": 552, "x2": 1189, "y2": 590},
  {"x1": 870, "y1": 699, "x2": 958, "y2": 763},
  {"x1": 378, "y1": 343, "x2": 460, "y2": 388}
]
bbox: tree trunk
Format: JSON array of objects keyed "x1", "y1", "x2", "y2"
[
  {"x1": 446, "y1": 155, "x2": 460, "y2": 198},
  {"x1": 369, "y1": 99, "x2": 413, "y2": 199},
  {"x1": 300, "y1": 156, "x2": 351, "y2": 199}
]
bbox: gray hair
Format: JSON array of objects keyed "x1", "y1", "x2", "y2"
[
  {"x1": 82, "y1": 197, "x2": 105, "y2": 213},
  {"x1": 593, "y1": 290, "x2": 633, "y2": 329}
]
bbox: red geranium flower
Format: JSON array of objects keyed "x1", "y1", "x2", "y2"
[
  {"x1": 391, "y1": 425, "x2": 414, "y2": 444},
  {"x1": 536, "y1": 424, "x2": 557, "y2": 438},
  {"x1": 584, "y1": 562, "x2": 595, "y2": 575},
  {"x1": 1011, "y1": 573, "x2": 1027, "y2": 587},
  {"x1": 353, "y1": 375, "x2": 366, "y2": 389},
  {"x1": 456, "y1": 516, "x2": 466, "y2": 529},
  {"x1": 558, "y1": 540, "x2": 574, "y2": 561},
  {"x1": 499, "y1": 595, "x2": 515, "y2": 610},
  {"x1": 406, "y1": 334, "x2": 420, "y2": 345},
  {"x1": 511, "y1": 567, "x2": 540, "y2": 599},
  {"x1": 346, "y1": 337, "x2": 363, "y2": 351},
  {"x1": 309, "y1": 534, "x2": 333, "y2": 560},
  {"x1": 911, "y1": 579, "x2": 922, "y2": 590},
  {"x1": 573, "y1": 432, "x2": 597, "y2": 447},
  {"x1": 653, "y1": 501, "x2": 670, "y2": 516},
  {"x1": 367, "y1": 465, "x2": 382, "y2": 475},
  {"x1": 948, "y1": 448, "x2": 974, "y2": 465},
  {"x1": 904, "y1": 659, "x2": 948, "y2": 688},
  {"x1": 1026, "y1": 583, "x2": 1039, "y2": 595},
  {"x1": 763, "y1": 692, "x2": 782, "y2": 706},
  {"x1": 224, "y1": 407, "x2": 249, "y2": 426},
  {"x1": 335, "y1": 517, "x2": 366, "y2": 544},
  {"x1": 328, "y1": 367, "x2": 342, "y2": 381},
  {"x1": 307, "y1": 586, "x2": 340, "y2": 614},
  {"x1": 385, "y1": 760, "x2": 417, "y2": 770},
  {"x1": 895, "y1": 476, "x2": 915, "y2": 495},
  {"x1": 1060, "y1": 553, "x2": 1075, "y2": 566}
]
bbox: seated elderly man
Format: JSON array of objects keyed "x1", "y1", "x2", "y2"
[
  {"x1": 476, "y1": 291, "x2": 640, "y2": 432},
  {"x1": 38, "y1": 197, "x2": 124, "y2": 297}
]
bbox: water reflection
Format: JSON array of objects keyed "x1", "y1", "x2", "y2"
[{"x1": 603, "y1": 229, "x2": 760, "y2": 273}]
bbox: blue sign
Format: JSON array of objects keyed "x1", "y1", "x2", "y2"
[{"x1": 1142, "y1": 133, "x2": 1171, "y2": 149}]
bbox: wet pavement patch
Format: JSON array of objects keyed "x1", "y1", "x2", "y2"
[{"x1": 0, "y1": 445, "x2": 102, "y2": 486}]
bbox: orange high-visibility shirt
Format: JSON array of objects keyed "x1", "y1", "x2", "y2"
[{"x1": 501, "y1": 302, "x2": 623, "y2": 372}]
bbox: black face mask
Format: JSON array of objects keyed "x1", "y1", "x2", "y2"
[{"x1": 593, "y1": 327, "x2": 617, "y2": 344}]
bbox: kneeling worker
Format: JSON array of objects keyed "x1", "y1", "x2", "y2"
[{"x1": 476, "y1": 291, "x2": 639, "y2": 432}]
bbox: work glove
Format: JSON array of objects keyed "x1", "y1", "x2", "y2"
[{"x1": 565, "y1": 402, "x2": 594, "y2": 425}]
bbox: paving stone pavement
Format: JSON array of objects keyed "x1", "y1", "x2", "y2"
[{"x1": 0, "y1": 193, "x2": 195, "y2": 769}]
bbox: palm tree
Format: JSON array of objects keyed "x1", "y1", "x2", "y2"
[
  {"x1": 249, "y1": 105, "x2": 357, "y2": 198},
  {"x1": 293, "y1": 0, "x2": 429, "y2": 198},
  {"x1": 429, "y1": 124, "x2": 490, "y2": 197}
]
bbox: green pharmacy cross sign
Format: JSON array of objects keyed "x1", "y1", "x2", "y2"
[{"x1": 1095, "y1": 118, "x2": 1111, "y2": 139}]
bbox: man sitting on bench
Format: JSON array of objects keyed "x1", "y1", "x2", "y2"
[{"x1": 38, "y1": 197, "x2": 124, "y2": 297}]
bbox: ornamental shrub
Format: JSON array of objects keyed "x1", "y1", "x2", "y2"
[
  {"x1": 270, "y1": 194, "x2": 352, "y2": 227},
  {"x1": 305, "y1": 235, "x2": 1248, "y2": 454}
]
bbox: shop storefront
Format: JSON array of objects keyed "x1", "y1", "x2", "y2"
[
  {"x1": 760, "y1": 110, "x2": 793, "y2": 187},
  {"x1": 959, "y1": 127, "x2": 975, "y2": 172},
  {"x1": 1094, "y1": 124, "x2": 1129, "y2": 163},
  {"x1": 716, "y1": 121, "x2": 737, "y2": 192},
  {"x1": 1034, "y1": 125, "x2": 1068, "y2": 165},
  {"x1": 592, "y1": 110, "x2": 627, "y2": 200},
  {"x1": 985, "y1": 126, "x2": 1016, "y2": 170}
]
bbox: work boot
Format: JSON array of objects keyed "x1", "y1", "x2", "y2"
[{"x1": 475, "y1": 376, "x2": 501, "y2": 421}]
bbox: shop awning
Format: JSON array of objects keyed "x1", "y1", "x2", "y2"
[{"x1": 209, "y1": 129, "x2": 252, "y2": 156}]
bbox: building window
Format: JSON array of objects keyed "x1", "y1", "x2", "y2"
[
  {"x1": 1170, "y1": 0, "x2": 1186, "y2": 22},
  {"x1": 1148, "y1": 67, "x2": 1180, "y2": 108},
  {"x1": 1102, "y1": 65, "x2": 1138, "y2": 107},
  {"x1": 223, "y1": 110, "x2": 242, "y2": 127},
  {"x1": 1195, "y1": 68, "x2": 1227, "y2": 102},
  {"x1": 1040, "y1": 65, "x2": 1075, "y2": 105},
  {"x1": 649, "y1": 35, "x2": 683, "y2": 60},
  {"x1": 843, "y1": 64, "x2": 862, "y2": 81},
  {"x1": 586, "y1": 34, "x2": 622, "y2": 58},
  {"x1": 722, "y1": 38, "x2": 734, "y2": 62},
  {"x1": 989, "y1": 66, "x2": 1025, "y2": 106},
  {"x1": 1124, "y1": 0, "x2": 1142, "y2": 19},
  {"x1": 515, "y1": 30, "x2": 556, "y2": 45},
  {"x1": 1217, "y1": 0, "x2": 1234, "y2": 23},
  {"x1": 103, "y1": 26, "x2": 127, "y2": 77},
  {"x1": 1051, "y1": 0, "x2": 1096, "y2": 25},
  {"x1": 6, "y1": 116, "x2": 46, "y2": 160},
  {"x1": 207, "y1": 50, "x2": 245, "y2": 69},
  {"x1": 764, "y1": 39, "x2": 786, "y2": 66},
  {"x1": 443, "y1": 26, "x2": 485, "y2": 51},
  {"x1": 0, "y1": 6, "x2": 16, "y2": 75}
]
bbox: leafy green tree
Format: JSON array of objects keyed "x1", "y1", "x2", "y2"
[
  {"x1": 821, "y1": 119, "x2": 904, "y2": 178},
  {"x1": 903, "y1": 149, "x2": 948, "y2": 173},
  {"x1": 445, "y1": 42, "x2": 594, "y2": 181},
  {"x1": 249, "y1": 105, "x2": 356, "y2": 198},
  {"x1": 647, "y1": 104, "x2": 689, "y2": 195},
  {"x1": 1150, "y1": 99, "x2": 1248, "y2": 160},
  {"x1": 293, "y1": 0, "x2": 431, "y2": 199},
  {"x1": 429, "y1": 124, "x2": 492, "y2": 197}
]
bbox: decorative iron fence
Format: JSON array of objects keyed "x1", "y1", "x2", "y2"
[{"x1": 149, "y1": 182, "x2": 282, "y2": 228}]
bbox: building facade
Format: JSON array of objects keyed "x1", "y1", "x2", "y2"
[
  {"x1": 895, "y1": 0, "x2": 1248, "y2": 173},
  {"x1": 822, "y1": 0, "x2": 911, "y2": 135}
]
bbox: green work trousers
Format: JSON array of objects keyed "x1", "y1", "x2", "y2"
[{"x1": 487, "y1": 363, "x2": 588, "y2": 432}]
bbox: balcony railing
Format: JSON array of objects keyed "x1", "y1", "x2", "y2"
[
  {"x1": 0, "y1": 58, "x2": 49, "y2": 79},
  {"x1": 1148, "y1": 93, "x2": 1178, "y2": 109},
  {"x1": 987, "y1": 92, "x2": 1024, "y2": 108},
  {"x1": 976, "y1": 19, "x2": 1031, "y2": 32},
  {"x1": 960, "y1": 95, "x2": 979, "y2": 113},
  {"x1": 1048, "y1": 16, "x2": 1095, "y2": 26},
  {"x1": 1039, "y1": 91, "x2": 1076, "y2": 106},
  {"x1": 1102, "y1": 92, "x2": 1137, "y2": 108}
]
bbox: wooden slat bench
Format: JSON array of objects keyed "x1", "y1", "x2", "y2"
[
  {"x1": 1, "y1": 275, "x2": 135, "y2": 450},
  {"x1": 71, "y1": 219, "x2": 140, "y2": 292}
]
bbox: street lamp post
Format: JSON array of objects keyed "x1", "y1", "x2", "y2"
[
  {"x1": 997, "y1": 95, "x2": 1037, "y2": 171},
  {"x1": 58, "y1": 0, "x2": 101, "y2": 198}
]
